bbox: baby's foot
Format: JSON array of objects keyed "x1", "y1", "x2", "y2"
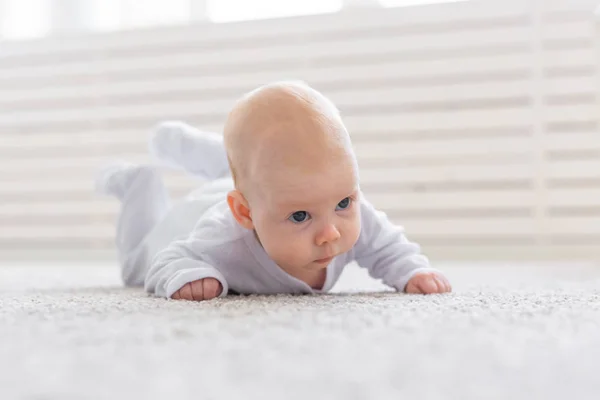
[
  {"x1": 149, "y1": 121, "x2": 191, "y2": 169},
  {"x1": 95, "y1": 163, "x2": 155, "y2": 200},
  {"x1": 149, "y1": 121, "x2": 229, "y2": 180},
  {"x1": 171, "y1": 278, "x2": 223, "y2": 301}
]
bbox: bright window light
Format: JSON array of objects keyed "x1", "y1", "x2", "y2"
[
  {"x1": 88, "y1": 0, "x2": 192, "y2": 32},
  {"x1": 0, "y1": 0, "x2": 50, "y2": 40},
  {"x1": 207, "y1": 0, "x2": 343, "y2": 23},
  {"x1": 380, "y1": 0, "x2": 468, "y2": 7},
  {"x1": 87, "y1": 0, "x2": 124, "y2": 32},
  {"x1": 123, "y1": 0, "x2": 192, "y2": 28},
  {"x1": 0, "y1": 0, "x2": 471, "y2": 41}
]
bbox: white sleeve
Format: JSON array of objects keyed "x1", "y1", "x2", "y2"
[
  {"x1": 353, "y1": 196, "x2": 437, "y2": 292},
  {"x1": 144, "y1": 234, "x2": 229, "y2": 299}
]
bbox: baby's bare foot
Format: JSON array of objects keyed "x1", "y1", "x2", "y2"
[{"x1": 171, "y1": 278, "x2": 222, "y2": 301}]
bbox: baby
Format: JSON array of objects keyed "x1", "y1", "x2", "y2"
[{"x1": 96, "y1": 81, "x2": 451, "y2": 301}]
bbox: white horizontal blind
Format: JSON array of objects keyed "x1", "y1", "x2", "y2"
[
  {"x1": 540, "y1": 0, "x2": 600, "y2": 258},
  {"x1": 0, "y1": 0, "x2": 598, "y2": 260}
]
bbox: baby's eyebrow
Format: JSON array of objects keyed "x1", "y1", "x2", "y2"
[
  {"x1": 282, "y1": 195, "x2": 352, "y2": 212},
  {"x1": 273, "y1": 182, "x2": 357, "y2": 209}
]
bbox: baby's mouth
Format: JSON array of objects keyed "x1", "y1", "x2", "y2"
[{"x1": 314, "y1": 256, "x2": 333, "y2": 265}]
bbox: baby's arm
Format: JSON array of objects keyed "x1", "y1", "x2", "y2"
[
  {"x1": 353, "y1": 196, "x2": 451, "y2": 294},
  {"x1": 144, "y1": 228, "x2": 229, "y2": 301}
]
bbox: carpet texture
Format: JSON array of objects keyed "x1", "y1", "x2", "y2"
[{"x1": 1, "y1": 262, "x2": 600, "y2": 400}]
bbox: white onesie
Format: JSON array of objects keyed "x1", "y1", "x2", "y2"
[
  {"x1": 100, "y1": 122, "x2": 436, "y2": 298},
  {"x1": 142, "y1": 184, "x2": 433, "y2": 299}
]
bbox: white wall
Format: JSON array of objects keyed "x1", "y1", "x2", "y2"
[{"x1": 0, "y1": 0, "x2": 599, "y2": 261}]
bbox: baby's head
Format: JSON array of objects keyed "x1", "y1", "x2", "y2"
[{"x1": 224, "y1": 81, "x2": 361, "y2": 281}]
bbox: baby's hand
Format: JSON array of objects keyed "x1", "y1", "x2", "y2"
[
  {"x1": 405, "y1": 271, "x2": 451, "y2": 294},
  {"x1": 171, "y1": 278, "x2": 223, "y2": 301}
]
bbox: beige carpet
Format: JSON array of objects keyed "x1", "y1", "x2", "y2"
[{"x1": 1, "y1": 261, "x2": 600, "y2": 400}]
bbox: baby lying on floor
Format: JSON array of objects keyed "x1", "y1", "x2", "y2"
[{"x1": 96, "y1": 81, "x2": 451, "y2": 301}]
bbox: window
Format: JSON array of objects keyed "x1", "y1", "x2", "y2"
[
  {"x1": 0, "y1": 0, "x2": 50, "y2": 40},
  {"x1": 88, "y1": 0, "x2": 193, "y2": 32},
  {"x1": 0, "y1": 0, "x2": 404, "y2": 40},
  {"x1": 379, "y1": 0, "x2": 468, "y2": 7},
  {"x1": 207, "y1": 0, "x2": 343, "y2": 23}
]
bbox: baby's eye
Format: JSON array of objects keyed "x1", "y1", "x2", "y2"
[
  {"x1": 289, "y1": 211, "x2": 310, "y2": 223},
  {"x1": 336, "y1": 197, "x2": 352, "y2": 211}
]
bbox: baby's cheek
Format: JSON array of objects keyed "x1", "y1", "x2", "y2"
[
  {"x1": 282, "y1": 232, "x2": 312, "y2": 264},
  {"x1": 283, "y1": 234, "x2": 307, "y2": 256},
  {"x1": 266, "y1": 230, "x2": 300, "y2": 260}
]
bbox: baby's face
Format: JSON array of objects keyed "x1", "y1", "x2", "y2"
[
  {"x1": 223, "y1": 80, "x2": 362, "y2": 281},
  {"x1": 249, "y1": 157, "x2": 361, "y2": 279}
]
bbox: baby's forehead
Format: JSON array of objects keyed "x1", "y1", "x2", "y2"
[
  {"x1": 255, "y1": 160, "x2": 358, "y2": 208},
  {"x1": 225, "y1": 81, "x2": 357, "y2": 196},
  {"x1": 255, "y1": 113, "x2": 353, "y2": 163}
]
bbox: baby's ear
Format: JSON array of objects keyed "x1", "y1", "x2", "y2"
[{"x1": 227, "y1": 190, "x2": 254, "y2": 230}]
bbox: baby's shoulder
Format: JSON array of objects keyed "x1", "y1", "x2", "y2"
[
  {"x1": 192, "y1": 199, "x2": 248, "y2": 243},
  {"x1": 352, "y1": 194, "x2": 397, "y2": 247},
  {"x1": 356, "y1": 194, "x2": 383, "y2": 222},
  {"x1": 189, "y1": 201, "x2": 257, "y2": 270},
  {"x1": 186, "y1": 200, "x2": 256, "y2": 263}
]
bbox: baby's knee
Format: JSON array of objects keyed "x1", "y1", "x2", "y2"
[
  {"x1": 120, "y1": 251, "x2": 149, "y2": 288},
  {"x1": 121, "y1": 270, "x2": 145, "y2": 287}
]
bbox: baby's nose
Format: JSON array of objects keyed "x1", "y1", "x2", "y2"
[{"x1": 316, "y1": 224, "x2": 341, "y2": 246}]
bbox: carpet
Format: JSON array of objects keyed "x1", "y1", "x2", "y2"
[{"x1": 1, "y1": 261, "x2": 600, "y2": 400}]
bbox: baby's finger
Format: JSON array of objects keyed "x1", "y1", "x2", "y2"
[
  {"x1": 179, "y1": 283, "x2": 193, "y2": 300},
  {"x1": 405, "y1": 280, "x2": 422, "y2": 294},
  {"x1": 441, "y1": 276, "x2": 452, "y2": 292},
  {"x1": 189, "y1": 280, "x2": 204, "y2": 301},
  {"x1": 203, "y1": 278, "x2": 222, "y2": 299},
  {"x1": 432, "y1": 275, "x2": 447, "y2": 293},
  {"x1": 171, "y1": 290, "x2": 181, "y2": 300},
  {"x1": 418, "y1": 276, "x2": 438, "y2": 294}
]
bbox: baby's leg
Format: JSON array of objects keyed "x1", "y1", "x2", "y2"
[
  {"x1": 95, "y1": 163, "x2": 170, "y2": 287},
  {"x1": 149, "y1": 121, "x2": 230, "y2": 181}
]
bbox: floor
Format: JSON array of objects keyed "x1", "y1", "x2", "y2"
[{"x1": 1, "y1": 261, "x2": 600, "y2": 400}]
